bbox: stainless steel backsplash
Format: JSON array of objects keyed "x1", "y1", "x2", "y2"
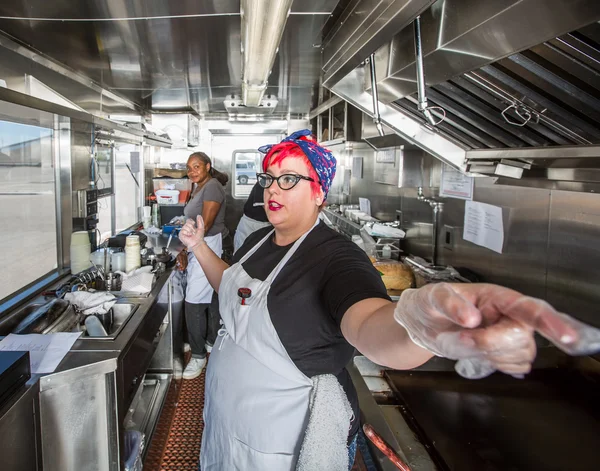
[{"x1": 329, "y1": 142, "x2": 600, "y2": 327}]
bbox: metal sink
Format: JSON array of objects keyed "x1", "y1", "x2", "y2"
[{"x1": 80, "y1": 303, "x2": 139, "y2": 340}]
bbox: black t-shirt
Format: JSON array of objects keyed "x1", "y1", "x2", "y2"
[
  {"x1": 243, "y1": 182, "x2": 269, "y2": 222},
  {"x1": 232, "y1": 220, "x2": 390, "y2": 439}
]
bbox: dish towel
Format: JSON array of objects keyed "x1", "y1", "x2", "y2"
[
  {"x1": 116, "y1": 266, "x2": 155, "y2": 293},
  {"x1": 64, "y1": 291, "x2": 117, "y2": 315},
  {"x1": 296, "y1": 374, "x2": 354, "y2": 471}
]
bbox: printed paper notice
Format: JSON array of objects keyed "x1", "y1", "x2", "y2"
[
  {"x1": 440, "y1": 164, "x2": 474, "y2": 200},
  {"x1": 342, "y1": 168, "x2": 351, "y2": 195},
  {"x1": 0, "y1": 332, "x2": 82, "y2": 374},
  {"x1": 359, "y1": 198, "x2": 371, "y2": 216},
  {"x1": 352, "y1": 157, "x2": 363, "y2": 179},
  {"x1": 463, "y1": 201, "x2": 504, "y2": 254}
]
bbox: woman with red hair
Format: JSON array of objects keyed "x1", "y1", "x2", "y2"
[{"x1": 179, "y1": 130, "x2": 600, "y2": 470}]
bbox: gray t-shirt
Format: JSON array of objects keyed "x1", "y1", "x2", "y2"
[{"x1": 183, "y1": 178, "x2": 226, "y2": 236}]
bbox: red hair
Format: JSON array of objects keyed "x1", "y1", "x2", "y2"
[{"x1": 262, "y1": 142, "x2": 321, "y2": 198}]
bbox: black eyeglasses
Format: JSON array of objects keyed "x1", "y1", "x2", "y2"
[{"x1": 257, "y1": 173, "x2": 319, "y2": 190}]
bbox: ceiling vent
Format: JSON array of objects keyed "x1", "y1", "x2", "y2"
[{"x1": 224, "y1": 94, "x2": 279, "y2": 116}]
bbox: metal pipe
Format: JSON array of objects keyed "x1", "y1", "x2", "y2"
[
  {"x1": 413, "y1": 16, "x2": 438, "y2": 126},
  {"x1": 369, "y1": 53, "x2": 385, "y2": 137},
  {"x1": 413, "y1": 16, "x2": 427, "y2": 112},
  {"x1": 417, "y1": 187, "x2": 444, "y2": 266},
  {"x1": 431, "y1": 201, "x2": 444, "y2": 267}
]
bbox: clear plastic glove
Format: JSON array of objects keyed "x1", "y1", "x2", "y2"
[
  {"x1": 394, "y1": 283, "x2": 600, "y2": 379},
  {"x1": 178, "y1": 216, "x2": 206, "y2": 250}
]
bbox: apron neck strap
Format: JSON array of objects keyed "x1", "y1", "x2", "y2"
[
  {"x1": 236, "y1": 217, "x2": 321, "y2": 283},
  {"x1": 266, "y1": 218, "x2": 320, "y2": 283},
  {"x1": 238, "y1": 228, "x2": 275, "y2": 264}
]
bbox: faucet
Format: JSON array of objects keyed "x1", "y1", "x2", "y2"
[{"x1": 417, "y1": 187, "x2": 444, "y2": 267}]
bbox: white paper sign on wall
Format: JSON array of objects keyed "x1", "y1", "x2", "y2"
[{"x1": 440, "y1": 164, "x2": 474, "y2": 200}]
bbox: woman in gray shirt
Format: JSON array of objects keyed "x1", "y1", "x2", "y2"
[{"x1": 176, "y1": 152, "x2": 228, "y2": 379}]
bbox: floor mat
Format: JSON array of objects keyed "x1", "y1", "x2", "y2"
[
  {"x1": 144, "y1": 355, "x2": 206, "y2": 471},
  {"x1": 144, "y1": 356, "x2": 366, "y2": 471}
]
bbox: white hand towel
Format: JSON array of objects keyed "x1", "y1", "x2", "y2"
[{"x1": 64, "y1": 291, "x2": 117, "y2": 315}]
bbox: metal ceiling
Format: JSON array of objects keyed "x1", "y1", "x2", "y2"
[
  {"x1": 0, "y1": 0, "x2": 339, "y2": 115},
  {"x1": 321, "y1": 0, "x2": 435, "y2": 88}
]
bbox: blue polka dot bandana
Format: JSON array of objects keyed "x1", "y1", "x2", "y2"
[{"x1": 258, "y1": 129, "x2": 337, "y2": 199}]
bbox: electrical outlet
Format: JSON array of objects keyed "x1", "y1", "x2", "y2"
[{"x1": 443, "y1": 225, "x2": 455, "y2": 250}]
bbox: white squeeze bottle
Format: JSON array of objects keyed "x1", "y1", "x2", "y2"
[{"x1": 382, "y1": 244, "x2": 392, "y2": 259}]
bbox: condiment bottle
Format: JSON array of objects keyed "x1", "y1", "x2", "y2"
[{"x1": 382, "y1": 245, "x2": 392, "y2": 259}]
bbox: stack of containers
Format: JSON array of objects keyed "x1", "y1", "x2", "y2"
[
  {"x1": 142, "y1": 206, "x2": 152, "y2": 228},
  {"x1": 125, "y1": 235, "x2": 141, "y2": 273},
  {"x1": 70, "y1": 231, "x2": 92, "y2": 274}
]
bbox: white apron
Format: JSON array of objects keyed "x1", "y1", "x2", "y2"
[
  {"x1": 200, "y1": 222, "x2": 318, "y2": 471},
  {"x1": 186, "y1": 233, "x2": 223, "y2": 304},
  {"x1": 233, "y1": 214, "x2": 271, "y2": 253}
]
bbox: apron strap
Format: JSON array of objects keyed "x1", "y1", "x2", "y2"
[
  {"x1": 266, "y1": 218, "x2": 320, "y2": 284},
  {"x1": 235, "y1": 218, "x2": 320, "y2": 283},
  {"x1": 237, "y1": 228, "x2": 275, "y2": 264}
]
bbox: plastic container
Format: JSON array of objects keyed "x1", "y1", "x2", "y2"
[
  {"x1": 162, "y1": 224, "x2": 181, "y2": 235},
  {"x1": 70, "y1": 231, "x2": 92, "y2": 274},
  {"x1": 85, "y1": 315, "x2": 108, "y2": 337},
  {"x1": 112, "y1": 252, "x2": 126, "y2": 272},
  {"x1": 153, "y1": 178, "x2": 192, "y2": 204},
  {"x1": 71, "y1": 231, "x2": 91, "y2": 246},
  {"x1": 155, "y1": 189, "x2": 180, "y2": 205},
  {"x1": 89, "y1": 248, "x2": 110, "y2": 268}
]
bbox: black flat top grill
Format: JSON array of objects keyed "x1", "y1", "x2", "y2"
[{"x1": 385, "y1": 369, "x2": 600, "y2": 471}]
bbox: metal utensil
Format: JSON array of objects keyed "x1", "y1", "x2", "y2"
[
  {"x1": 105, "y1": 272, "x2": 122, "y2": 291},
  {"x1": 363, "y1": 424, "x2": 412, "y2": 471}
]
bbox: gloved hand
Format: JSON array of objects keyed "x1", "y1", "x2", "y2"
[
  {"x1": 394, "y1": 283, "x2": 600, "y2": 379},
  {"x1": 179, "y1": 216, "x2": 206, "y2": 251}
]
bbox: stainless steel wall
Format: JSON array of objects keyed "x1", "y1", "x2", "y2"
[{"x1": 337, "y1": 144, "x2": 600, "y2": 327}]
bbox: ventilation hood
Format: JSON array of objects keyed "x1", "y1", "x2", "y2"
[
  {"x1": 327, "y1": 0, "x2": 600, "y2": 189},
  {"x1": 362, "y1": 115, "x2": 417, "y2": 150}
]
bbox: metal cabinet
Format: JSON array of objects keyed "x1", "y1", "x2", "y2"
[{"x1": 0, "y1": 382, "x2": 42, "y2": 471}]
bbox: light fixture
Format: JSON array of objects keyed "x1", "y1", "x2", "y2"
[{"x1": 241, "y1": 0, "x2": 294, "y2": 107}]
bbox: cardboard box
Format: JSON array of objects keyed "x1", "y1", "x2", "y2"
[{"x1": 153, "y1": 168, "x2": 188, "y2": 179}]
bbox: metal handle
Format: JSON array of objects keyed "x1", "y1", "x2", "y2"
[
  {"x1": 363, "y1": 424, "x2": 412, "y2": 471},
  {"x1": 501, "y1": 103, "x2": 532, "y2": 127}
]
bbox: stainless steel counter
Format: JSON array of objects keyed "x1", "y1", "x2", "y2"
[{"x1": 0, "y1": 232, "x2": 181, "y2": 471}]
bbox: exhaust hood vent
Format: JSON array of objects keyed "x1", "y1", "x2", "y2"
[
  {"x1": 329, "y1": 0, "x2": 600, "y2": 190},
  {"x1": 224, "y1": 94, "x2": 279, "y2": 116},
  {"x1": 361, "y1": 113, "x2": 417, "y2": 150}
]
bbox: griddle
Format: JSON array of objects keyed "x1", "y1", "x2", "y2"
[{"x1": 385, "y1": 369, "x2": 600, "y2": 471}]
